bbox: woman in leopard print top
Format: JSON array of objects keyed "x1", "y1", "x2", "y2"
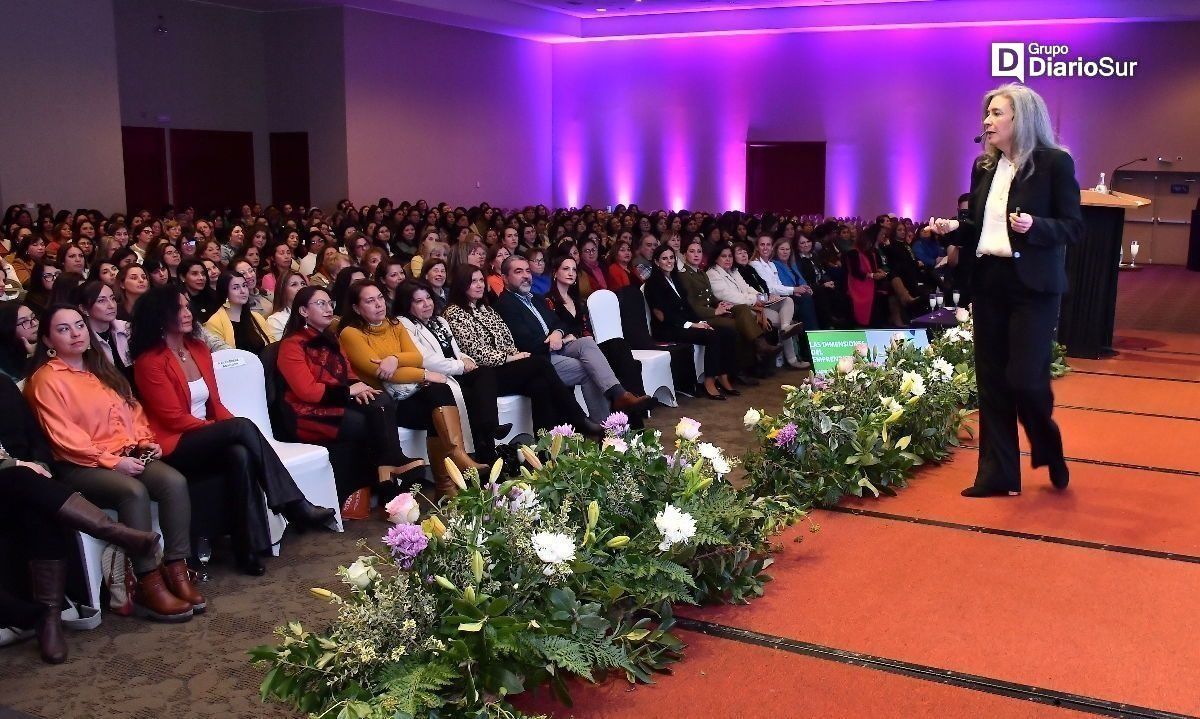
[{"x1": 441, "y1": 265, "x2": 601, "y2": 437}]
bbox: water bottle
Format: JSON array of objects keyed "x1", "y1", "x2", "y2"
[{"x1": 1096, "y1": 172, "x2": 1108, "y2": 194}]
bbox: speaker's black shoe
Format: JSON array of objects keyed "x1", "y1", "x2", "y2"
[
  {"x1": 961, "y1": 485, "x2": 1021, "y2": 498},
  {"x1": 1049, "y1": 460, "x2": 1070, "y2": 490}
]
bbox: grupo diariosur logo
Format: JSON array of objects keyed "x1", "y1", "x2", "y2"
[{"x1": 991, "y1": 42, "x2": 1138, "y2": 81}]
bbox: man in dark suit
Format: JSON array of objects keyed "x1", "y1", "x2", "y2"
[
  {"x1": 493, "y1": 256, "x2": 652, "y2": 421},
  {"x1": 933, "y1": 83, "x2": 1082, "y2": 498}
]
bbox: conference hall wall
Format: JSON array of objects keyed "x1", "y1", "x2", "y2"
[{"x1": 552, "y1": 20, "x2": 1200, "y2": 260}]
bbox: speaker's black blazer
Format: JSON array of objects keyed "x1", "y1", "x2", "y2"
[{"x1": 957, "y1": 147, "x2": 1083, "y2": 295}]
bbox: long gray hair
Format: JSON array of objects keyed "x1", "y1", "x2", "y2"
[{"x1": 977, "y1": 83, "x2": 1068, "y2": 180}]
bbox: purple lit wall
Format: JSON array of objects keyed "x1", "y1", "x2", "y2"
[
  {"x1": 551, "y1": 21, "x2": 1200, "y2": 219},
  {"x1": 343, "y1": 9, "x2": 553, "y2": 208}
]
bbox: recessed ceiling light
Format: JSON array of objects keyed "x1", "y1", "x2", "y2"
[{"x1": 596, "y1": 7, "x2": 606, "y2": 11}]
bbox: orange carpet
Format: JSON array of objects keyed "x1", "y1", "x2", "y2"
[
  {"x1": 841, "y1": 456, "x2": 1200, "y2": 556},
  {"x1": 676, "y1": 513, "x2": 1200, "y2": 716},
  {"x1": 1114, "y1": 329, "x2": 1200, "y2": 355},
  {"x1": 961, "y1": 406, "x2": 1199, "y2": 473},
  {"x1": 1069, "y1": 353, "x2": 1200, "y2": 382},
  {"x1": 1052, "y1": 372, "x2": 1200, "y2": 419},
  {"x1": 513, "y1": 630, "x2": 1091, "y2": 719}
]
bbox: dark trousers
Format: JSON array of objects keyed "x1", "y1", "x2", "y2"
[
  {"x1": 655, "y1": 324, "x2": 738, "y2": 378},
  {"x1": 971, "y1": 256, "x2": 1064, "y2": 491},
  {"x1": 456, "y1": 367, "x2": 502, "y2": 453},
  {"x1": 394, "y1": 382, "x2": 455, "y2": 430},
  {"x1": 329, "y1": 394, "x2": 414, "y2": 499},
  {"x1": 166, "y1": 417, "x2": 299, "y2": 554},
  {"x1": 482, "y1": 355, "x2": 591, "y2": 433},
  {"x1": 0, "y1": 467, "x2": 89, "y2": 625}
]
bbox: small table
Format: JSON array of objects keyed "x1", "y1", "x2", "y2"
[{"x1": 909, "y1": 307, "x2": 959, "y2": 331}]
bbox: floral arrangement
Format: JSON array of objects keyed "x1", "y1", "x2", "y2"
[
  {"x1": 251, "y1": 416, "x2": 806, "y2": 719},
  {"x1": 744, "y1": 318, "x2": 978, "y2": 507},
  {"x1": 744, "y1": 310, "x2": 1068, "y2": 507}
]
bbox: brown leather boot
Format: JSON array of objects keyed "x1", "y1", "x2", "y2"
[
  {"x1": 427, "y1": 435, "x2": 459, "y2": 500},
  {"x1": 161, "y1": 560, "x2": 206, "y2": 614},
  {"x1": 340, "y1": 487, "x2": 372, "y2": 520},
  {"x1": 133, "y1": 567, "x2": 193, "y2": 623},
  {"x1": 55, "y1": 493, "x2": 160, "y2": 557},
  {"x1": 610, "y1": 391, "x2": 654, "y2": 413},
  {"x1": 430, "y1": 406, "x2": 486, "y2": 471},
  {"x1": 28, "y1": 560, "x2": 67, "y2": 664}
]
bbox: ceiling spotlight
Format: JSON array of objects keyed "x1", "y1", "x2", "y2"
[{"x1": 596, "y1": 7, "x2": 606, "y2": 11}]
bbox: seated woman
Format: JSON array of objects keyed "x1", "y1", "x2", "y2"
[
  {"x1": 87, "y1": 258, "x2": 119, "y2": 288},
  {"x1": 376, "y1": 255, "x2": 408, "y2": 311},
  {"x1": 23, "y1": 261, "x2": 59, "y2": 313},
  {"x1": 768, "y1": 237, "x2": 822, "y2": 333},
  {"x1": 114, "y1": 263, "x2": 149, "y2": 322},
  {"x1": 442, "y1": 265, "x2": 602, "y2": 439},
  {"x1": 643, "y1": 245, "x2": 739, "y2": 401},
  {"x1": 524, "y1": 246, "x2": 551, "y2": 296},
  {"x1": 56, "y1": 243, "x2": 87, "y2": 278},
  {"x1": 6, "y1": 233, "x2": 47, "y2": 285},
  {"x1": 204, "y1": 270, "x2": 273, "y2": 354},
  {"x1": 79, "y1": 281, "x2": 133, "y2": 380},
  {"x1": 605, "y1": 238, "x2": 640, "y2": 290},
  {"x1": 706, "y1": 242, "x2": 808, "y2": 371},
  {"x1": 445, "y1": 237, "x2": 486, "y2": 278},
  {"x1": 407, "y1": 233, "x2": 448, "y2": 279},
  {"x1": 130, "y1": 286, "x2": 335, "y2": 576},
  {"x1": 266, "y1": 271, "x2": 307, "y2": 341},
  {"x1": 0, "y1": 376, "x2": 161, "y2": 663},
  {"x1": 337, "y1": 280, "x2": 484, "y2": 497},
  {"x1": 178, "y1": 258, "x2": 219, "y2": 325},
  {"x1": 227, "y1": 256, "x2": 269, "y2": 316},
  {"x1": 542, "y1": 255, "x2": 647, "y2": 425},
  {"x1": 678, "y1": 238, "x2": 774, "y2": 377},
  {"x1": 360, "y1": 247, "x2": 388, "y2": 284},
  {"x1": 329, "y1": 265, "x2": 367, "y2": 314},
  {"x1": 883, "y1": 223, "x2": 933, "y2": 323},
  {"x1": 422, "y1": 259, "x2": 450, "y2": 314},
  {"x1": 395, "y1": 280, "x2": 514, "y2": 465},
  {"x1": 278, "y1": 286, "x2": 426, "y2": 519},
  {"x1": 485, "y1": 244, "x2": 511, "y2": 297},
  {"x1": 0, "y1": 301, "x2": 38, "y2": 383},
  {"x1": 24, "y1": 304, "x2": 200, "y2": 622},
  {"x1": 576, "y1": 236, "x2": 607, "y2": 298}
]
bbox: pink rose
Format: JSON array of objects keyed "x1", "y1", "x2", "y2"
[{"x1": 385, "y1": 493, "x2": 420, "y2": 525}]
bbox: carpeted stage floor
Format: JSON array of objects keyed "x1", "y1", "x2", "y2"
[{"x1": 3, "y1": 265, "x2": 1199, "y2": 719}]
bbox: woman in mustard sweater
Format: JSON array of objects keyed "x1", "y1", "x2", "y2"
[{"x1": 337, "y1": 280, "x2": 484, "y2": 497}]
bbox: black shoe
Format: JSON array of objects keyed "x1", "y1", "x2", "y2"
[
  {"x1": 703, "y1": 389, "x2": 727, "y2": 401},
  {"x1": 493, "y1": 423, "x2": 514, "y2": 440},
  {"x1": 733, "y1": 374, "x2": 760, "y2": 387},
  {"x1": 719, "y1": 386, "x2": 742, "y2": 397},
  {"x1": 1049, "y1": 460, "x2": 1070, "y2": 490},
  {"x1": 960, "y1": 485, "x2": 1021, "y2": 498},
  {"x1": 236, "y1": 552, "x2": 266, "y2": 577},
  {"x1": 283, "y1": 499, "x2": 336, "y2": 530},
  {"x1": 578, "y1": 419, "x2": 605, "y2": 440}
]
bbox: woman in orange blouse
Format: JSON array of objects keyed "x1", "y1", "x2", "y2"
[
  {"x1": 23, "y1": 304, "x2": 199, "y2": 623},
  {"x1": 337, "y1": 280, "x2": 483, "y2": 497}
]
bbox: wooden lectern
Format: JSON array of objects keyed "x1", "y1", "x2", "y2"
[{"x1": 1057, "y1": 189, "x2": 1151, "y2": 358}]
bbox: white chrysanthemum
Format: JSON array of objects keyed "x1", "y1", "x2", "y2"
[
  {"x1": 697, "y1": 442, "x2": 721, "y2": 460},
  {"x1": 654, "y1": 504, "x2": 697, "y2": 551},
  {"x1": 531, "y1": 532, "x2": 576, "y2": 566},
  {"x1": 742, "y1": 408, "x2": 762, "y2": 428},
  {"x1": 711, "y1": 455, "x2": 732, "y2": 476},
  {"x1": 931, "y1": 357, "x2": 954, "y2": 381},
  {"x1": 881, "y1": 396, "x2": 903, "y2": 414}
]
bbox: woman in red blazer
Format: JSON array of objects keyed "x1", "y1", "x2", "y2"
[{"x1": 130, "y1": 285, "x2": 335, "y2": 576}]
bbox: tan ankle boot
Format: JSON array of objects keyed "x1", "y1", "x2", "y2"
[
  {"x1": 430, "y1": 406, "x2": 486, "y2": 471},
  {"x1": 427, "y1": 435, "x2": 459, "y2": 500}
]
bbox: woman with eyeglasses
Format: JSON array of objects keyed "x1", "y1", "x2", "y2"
[
  {"x1": 23, "y1": 262, "x2": 60, "y2": 313},
  {"x1": 0, "y1": 302, "x2": 38, "y2": 383},
  {"x1": 277, "y1": 286, "x2": 427, "y2": 519}
]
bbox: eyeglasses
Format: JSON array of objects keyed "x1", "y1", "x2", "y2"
[
  {"x1": 308, "y1": 299, "x2": 332, "y2": 309},
  {"x1": 16, "y1": 316, "x2": 39, "y2": 329},
  {"x1": 42, "y1": 271, "x2": 62, "y2": 281}
]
